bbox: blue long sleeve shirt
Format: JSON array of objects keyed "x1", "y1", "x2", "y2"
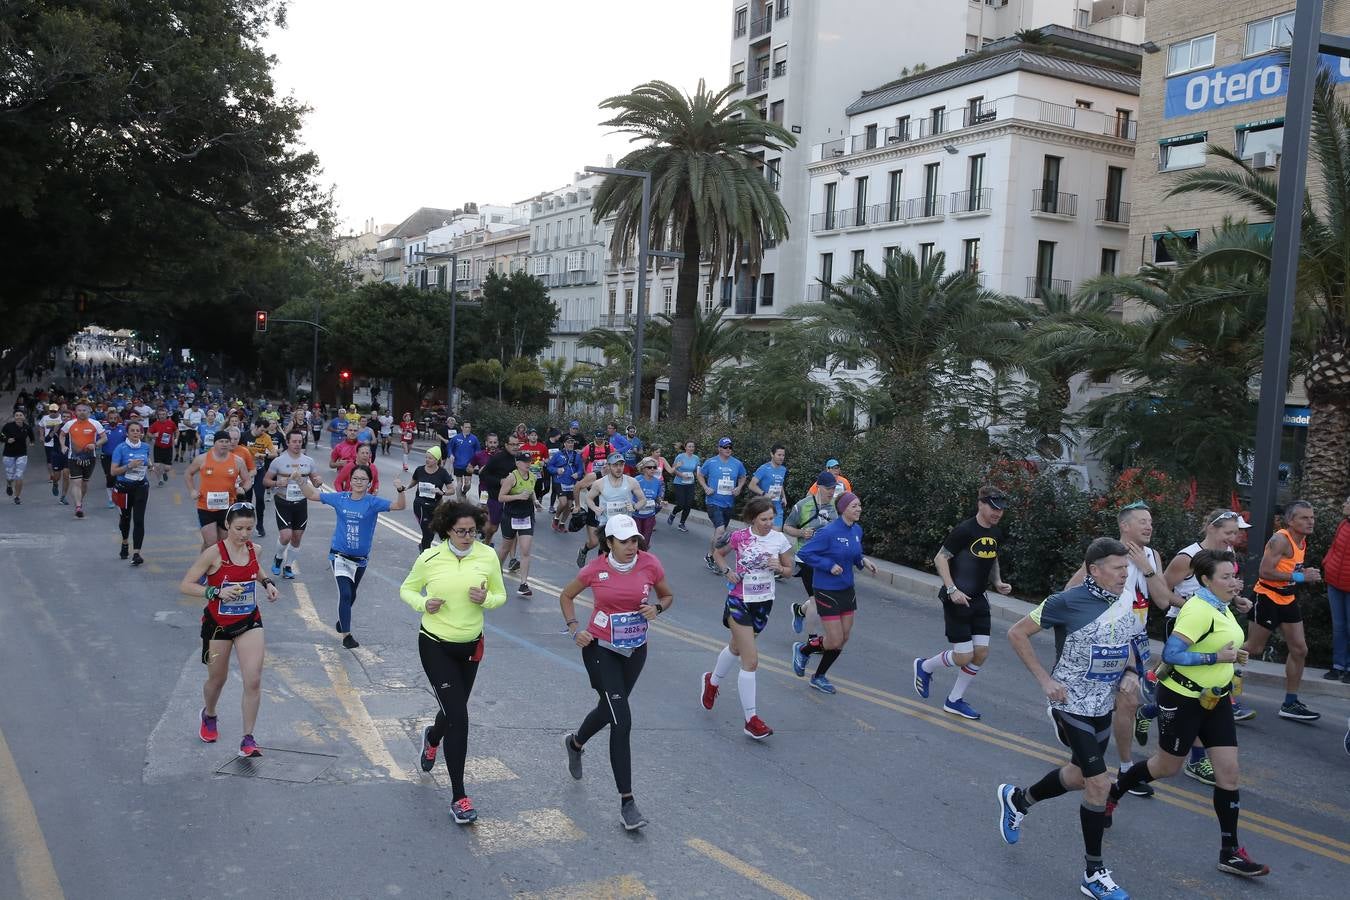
[{"x1": 796, "y1": 516, "x2": 866, "y2": 591}]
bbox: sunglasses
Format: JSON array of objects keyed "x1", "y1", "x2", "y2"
[
  {"x1": 228, "y1": 502, "x2": 255, "y2": 512},
  {"x1": 1120, "y1": 500, "x2": 1150, "y2": 512},
  {"x1": 1209, "y1": 511, "x2": 1239, "y2": 526}
]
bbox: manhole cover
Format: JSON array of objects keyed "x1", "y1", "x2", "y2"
[{"x1": 216, "y1": 747, "x2": 337, "y2": 783}]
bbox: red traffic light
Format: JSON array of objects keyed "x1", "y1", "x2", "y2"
[
  {"x1": 255, "y1": 310, "x2": 268, "y2": 332},
  {"x1": 339, "y1": 370, "x2": 351, "y2": 381}
]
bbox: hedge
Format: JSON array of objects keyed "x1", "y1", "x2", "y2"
[{"x1": 463, "y1": 398, "x2": 1340, "y2": 666}]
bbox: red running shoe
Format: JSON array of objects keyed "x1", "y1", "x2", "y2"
[
  {"x1": 199, "y1": 708, "x2": 218, "y2": 743},
  {"x1": 699, "y1": 672, "x2": 718, "y2": 710},
  {"x1": 450, "y1": 797, "x2": 477, "y2": 824},
  {"x1": 238, "y1": 734, "x2": 262, "y2": 758},
  {"x1": 743, "y1": 716, "x2": 773, "y2": 740}
]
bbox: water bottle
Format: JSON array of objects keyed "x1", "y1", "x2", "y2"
[
  {"x1": 1231, "y1": 666, "x2": 1245, "y2": 697},
  {"x1": 1198, "y1": 686, "x2": 1224, "y2": 710}
]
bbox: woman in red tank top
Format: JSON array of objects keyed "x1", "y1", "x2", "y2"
[{"x1": 179, "y1": 503, "x2": 279, "y2": 758}]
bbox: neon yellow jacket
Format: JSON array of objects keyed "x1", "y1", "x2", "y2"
[{"x1": 399, "y1": 541, "x2": 507, "y2": 642}]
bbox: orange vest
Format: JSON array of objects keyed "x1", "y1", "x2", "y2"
[
  {"x1": 197, "y1": 455, "x2": 242, "y2": 511},
  {"x1": 1255, "y1": 527, "x2": 1304, "y2": 606}
]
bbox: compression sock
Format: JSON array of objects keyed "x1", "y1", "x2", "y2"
[
  {"x1": 1214, "y1": 787, "x2": 1241, "y2": 851},
  {"x1": 738, "y1": 669, "x2": 757, "y2": 720},
  {"x1": 275, "y1": 537, "x2": 288, "y2": 562},
  {"x1": 800, "y1": 636, "x2": 824, "y2": 657},
  {"x1": 921, "y1": 650, "x2": 955, "y2": 674},
  {"x1": 1081, "y1": 801, "x2": 1106, "y2": 875},
  {"x1": 1111, "y1": 760, "x2": 1155, "y2": 800},
  {"x1": 1189, "y1": 746, "x2": 1206, "y2": 765},
  {"x1": 947, "y1": 662, "x2": 981, "y2": 701},
  {"x1": 814, "y1": 648, "x2": 841, "y2": 677},
  {"x1": 710, "y1": 646, "x2": 737, "y2": 686},
  {"x1": 1022, "y1": 768, "x2": 1069, "y2": 809}
]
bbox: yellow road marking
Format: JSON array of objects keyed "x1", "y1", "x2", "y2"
[
  {"x1": 313, "y1": 644, "x2": 413, "y2": 783},
  {"x1": 173, "y1": 491, "x2": 181, "y2": 506},
  {"x1": 686, "y1": 838, "x2": 811, "y2": 900},
  {"x1": 0, "y1": 724, "x2": 65, "y2": 899},
  {"x1": 514, "y1": 874, "x2": 655, "y2": 899},
  {"x1": 290, "y1": 582, "x2": 332, "y2": 636},
  {"x1": 471, "y1": 807, "x2": 583, "y2": 855}
]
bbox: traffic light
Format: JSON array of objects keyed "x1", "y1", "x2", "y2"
[
  {"x1": 339, "y1": 370, "x2": 351, "y2": 383},
  {"x1": 255, "y1": 310, "x2": 268, "y2": 332}
]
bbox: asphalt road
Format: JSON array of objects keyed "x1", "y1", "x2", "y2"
[{"x1": 1, "y1": 442, "x2": 1347, "y2": 900}]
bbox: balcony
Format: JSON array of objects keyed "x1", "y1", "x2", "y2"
[
  {"x1": 550, "y1": 270, "x2": 600, "y2": 287},
  {"x1": 1031, "y1": 189, "x2": 1078, "y2": 218},
  {"x1": 553, "y1": 319, "x2": 594, "y2": 335},
  {"x1": 1095, "y1": 199, "x2": 1132, "y2": 227},
  {"x1": 810, "y1": 210, "x2": 840, "y2": 232},
  {"x1": 745, "y1": 70, "x2": 769, "y2": 94},
  {"x1": 750, "y1": 14, "x2": 771, "y2": 38},
  {"x1": 1025, "y1": 277, "x2": 1073, "y2": 299},
  {"x1": 949, "y1": 188, "x2": 994, "y2": 217},
  {"x1": 598, "y1": 313, "x2": 636, "y2": 329},
  {"x1": 1105, "y1": 118, "x2": 1137, "y2": 141},
  {"x1": 805, "y1": 282, "x2": 833, "y2": 302}
]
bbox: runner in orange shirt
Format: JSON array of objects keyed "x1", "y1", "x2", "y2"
[
  {"x1": 59, "y1": 403, "x2": 106, "y2": 518},
  {"x1": 186, "y1": 433, "x2": 253, "y2": 547}
]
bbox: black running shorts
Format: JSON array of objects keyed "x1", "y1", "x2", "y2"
[{"x1": 1049, "y1": 708, "x2": 1113, "y2": 778}]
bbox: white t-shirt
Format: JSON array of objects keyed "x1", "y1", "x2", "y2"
[
  {"x1": 378, "y1": 414, "x2": 394, "y2": 436},
  {"x1": 1170, "y1": 541, "x2": 1230, "y2": 619},
  {"x1": 183, "y1": 409, "x2": 203, "y2": 427},
  {"x1": 266, "y1": 452, "x2": 317, "y2": 501},
  {"x1": 38, "y1": 414, "x2": 63, "y2": 447}
]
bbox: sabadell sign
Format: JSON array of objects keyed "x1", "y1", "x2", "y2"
[{"x1": 1165, "y1": 53, "x2": 1350, "y2": 119}]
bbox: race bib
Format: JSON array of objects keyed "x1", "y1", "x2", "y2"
[
  {"x1": 332, "y1": 555, "x2": 359, "y2": 580},
  {"x1": 417, "y1": 481, "x2": 438, "y2": 499},
  {"x1": 741, "y1": 570, "x2": 775, "y2": 602},
  {"x1": 606, "y1": 611, "x2": 648, "y2": 650},
  {"x1": 206, "y1": 491, "x2": 230, "y2": 510},
  {"x1": 1085, "y1": 644, "x2": 1129, "y2": 683},
  {"x1": 766, "y1": 484, "x2": 782, "y2": 501},
  {"x1": 677, "y1": 472, "x2": 694, "y2": 484},
  {"x1": 717, "y1": 476, "x2": 734, "y2": 496},
  {"x1": 217, "y1": 581, "x2": 257, "y2": 616},
  {"x1": 123, "y1": 462, "x2": 146, "y2": 482},
  {"x1": 285, "y1": 481, "x2": 304, "y2": 502},
  {"x1": 158, "y1": 432, "x2": 173, "y2": 446},
  {"x1": 605, "y1": 499, "x2": 628, "y2": 515}
]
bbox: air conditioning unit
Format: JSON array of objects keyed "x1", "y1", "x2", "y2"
[{"x1": 1251, "y1": 151, "x2": 1278, "y2": 170}]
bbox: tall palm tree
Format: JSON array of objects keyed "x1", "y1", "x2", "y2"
[
  {"x1": 705, "y1": 324, "x2": 833, "y2": 424},
  {"x1": 592, "y1": 79, "x2": 795, "y2": 419},
  {"x1": 642, "y1": 305, "x2": 745, "y2": 399},
  {"x1": 540, "y1": 357, "x2": 594, "y2": 411},
  {"x1": 793, "y1": 248, "x2": 1007, "y2": 419},
  {"x1": 1166, "y1": 67, "x2": 1350, "y2": 506}
]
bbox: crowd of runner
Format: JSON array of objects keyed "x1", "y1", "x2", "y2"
[{"x1": 5, "y1": 347, "x2": 1349, "y2": 898}]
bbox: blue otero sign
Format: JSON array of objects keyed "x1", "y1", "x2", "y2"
[{"x1": 1164, "y1": 53, "x2": 1350, "y2": 119}]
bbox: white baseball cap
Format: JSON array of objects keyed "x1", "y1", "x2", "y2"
[{"x1": 605, "y1": 514, "x2": 640, "y2": 541}]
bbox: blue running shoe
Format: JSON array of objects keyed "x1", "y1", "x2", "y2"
[
  {"x1": 791, "y1": 602, "x2": 805, "y2": 635},
  {"x1": 996, "y1": 783, "x2": 1023, "y2": 845},
  {"x1": 809, "y1": 674, "x2": 835, "y2": 694},
  {"x1": 271, "y1": 558, "x2": 282, "y2": 576},
  {"x1": 913, "y1": 657, "x2": 932, "y2": 699},
  {"x1": 943, "y1": 698, "x2": 981, "y2": 720},
  {"x1": 1080, "y1": 868, "x2": 1129, "y2": 899},
  {"x1": 282, "y1": 565, "x2": 295, "y2": 580},
  {"x1": 791, "y1": 642, "x2": 807, "y2": 677}
]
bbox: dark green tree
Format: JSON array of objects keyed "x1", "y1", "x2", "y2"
[{"x1": 475, "y1": 272, "x2": 559, "y2": 363}]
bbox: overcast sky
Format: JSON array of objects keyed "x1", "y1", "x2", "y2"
[{"x1": 263, "y1": 0, "x2": 730, "y2": 234}]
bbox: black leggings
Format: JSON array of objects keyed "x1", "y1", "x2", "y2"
[
  {"x1": 671, "y1": 482, "x2": 695, "y2": 524},
  {"x1": 413, "y1": 500, "x2": 435, "y2": 551},
  {"x1": 252, "y1": 466, "x2": 268, "y2": 522},
  {"x1": 575, "y1": 642, "x2": 647, "y2": 795},
  {"x1": 118, "y1": 481, "x2": 148, "y2": 549},
  {"x1": 418, "y1": 630, "x2": 481, "y2": 801}
]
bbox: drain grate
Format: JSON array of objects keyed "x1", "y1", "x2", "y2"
[{"x1": 216, "y1": 747, "x2": 337, "y2": 783}]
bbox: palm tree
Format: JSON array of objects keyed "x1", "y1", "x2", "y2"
[
  {"x1": 793, "y1": 248, "x2": 1007, "y2": 419},
  {"x1": 592, "y1": 79, "x2": 795, "y2": 419},
  {"x1": 1166, "y1": 67, "x2": 1350, "y2": 506},
  {"x1": 705, "y1": 324, "x2": 833, "y2": 424},
  {"x1": 642, "y1": 305, "x2": 745, "y2": 399},
  {"x1": 540, "y1": 357, "x2": 594, "y2": 412},
  {"x1": 578, "y1": 326, "x2": 667, "y2": 414}
]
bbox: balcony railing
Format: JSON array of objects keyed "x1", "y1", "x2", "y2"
[
  {"x1": 1032, "y1": 189, "x2": 1078, "y2": 217},
  {"x1": 750, "y1": 14, "x2": 771, "y2": 38},
  {"x1": 949, "y1": 187, "x2": 994, "y2": 214},
  {"x1": 598, "y1": 313, "x2": 636, "y2": 329},
  {"x1": 819, "y1": 138, "x2": 845, "y2": 159},
  {"x1": 549, "y1": 270, "x2": 599, "y2": 287},
  {"x1": 1026, "y1": 276, "x2": 1073, "y2": 299},
  {"x1": 810, "y1": 210, "x2": 839, "y2": 232},
  {"x1": 746, "y1": 71, "x2": 768, "y2": 94},
  {"x1": 1096, "y1": 199, "x2": 1131, "y2": 225},
  {"x1": 805, "y1": 282, "x2": 832, "y2": 302},
  {"x1": 553, "y1": 319, "x2": 594, "y2": 335},
  {"x1": 850, "y1": 131, "x2": 881, "y2": 153},
  {"x1": 1105, "y1": 118, "x2": 1137, "y2": 140}
]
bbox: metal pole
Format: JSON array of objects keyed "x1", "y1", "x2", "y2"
[
  {"x1": 1246, "y1": 0, "x2": 1323, "y2": 582},
  {"x1": 312, "y1": 293, "x2": 320, "y2": 407},
  {"x1": 447, "y1": 252, "x2": 458, "y2": 415},
  {"x1": 633, "y1": 174, "x2": 651, "y2": 423}
]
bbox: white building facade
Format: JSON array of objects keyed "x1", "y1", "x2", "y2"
[{"x1": 527, "y1": 176, "x2": 608, "y2": 367}]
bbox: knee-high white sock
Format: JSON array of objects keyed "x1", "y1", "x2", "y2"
[
  {"x1": 738, "y1": 668, "x2": 758, "y2": 720},
  {"x1": 275, "y1": 537, "x2": 288, "y2": 561},
  {"x1": 922, "y1": 650, "x2": 956, "y2": 674},
  {"x1": 948, "y1": 663, "x2": 982, "y2": 701},
  {"x1": 711, "y1": 646, "x2": 737, "y2": 685}
]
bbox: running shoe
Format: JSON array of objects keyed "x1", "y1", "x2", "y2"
[
  {"x1": 12, "y1": 497, "x2": 19, "y2": 505},
  {"x1": 791, "y1": 602, "x2": 805, "y2": 635},
  {"x1": 507, "y1": 557, "x2": 520, "y2": 572},
  {"x1": 74, "y1": 505, "x2": 83, "y2": 518},
  {"x1": 699, "y1": 672, "x2": 718, "y2": 710},
  {"x1": 576, "y1": 547, "x2": 588, "y2": 568},
  {"x1": 450, "y1": 797, "x2": 477, "y2": 825},
  {"x1": 1321, "y1": 668, "x2": 1345, "y2": 680},
  {"x1": 1184, "y1": 756, "x2": 1216, "y2": 786},
  {"x1": 913, "y1": 657, "x2": 932, "y2": 699},
  {"x1": 516, "y1": 583, "x2": 532, "y2": 597},
  {"x1": 1278, "y1": 699, "x2": 1320, "y2": 722},
  {"x1": 342, "y1": 634, "x2": 360, "y2": 649},
  {"x1": 677, "y1": 524, "x2": 689, "y2": 533},
  {"x1": 1123, "y1": 775, "x2": 1153, "y2": 798},
  {"x1": 1230, "y1": 699, "x2": 1256, "y2": 721},
  {"x1": 238, "y1": 734, "x2": 262, "y2": 758},
  {"x1": 1080, "y1": 867, "x2": 1129, "y2": 899},
  {"x1": 271, "y1": 558, "x2": 282, "y2": 576},
  {"x1": 620, "y1": 798, "x2": 647, "y2": 831},
  {"x1": 51, "y1": 482, "x2": 58, "y2": 496},
  {"x1": 120, "y1": 542, "x2": 129, "y2": 560},
  {"x1": 743, "y1": 716, "x2": 773, "y2": 740},
  {"x1": 996, "y1": 783, "x2": 1023, "y2": 845},
  {"x1": 419, "y1": 725, "x2": 437, "y2": 774},
  {"x1": 563, "y1": 732, "x2": 583, "y2": 780},
  {"x1": 943, "y1": 698, "x2": 981, "y2": 720},
  {"x1": 131, "y1": 553, "x2": 144, "y2": 567},
  {"x1": 809, "y1": 674, "x2": 836, "y2": 694},
  {"x1": 105, "y1": 499, "x2": 114, "y2": 509},
  {"x1": 1217, "y1": 847, "x2": 1270, "y2": 878},
  {"x1": 282, "y1": 565, "x2": 295, "y2": 580},
  {"x1": 199, "y1": 708, "x2": 218, "y2": 743},
  {"x1": 1133, "y1": 707, "x2": 1151, "y2": 745},
  {"x1": 791, "y1": 642, "x2": 807, "y2": 677},
  {"x1": 666, "y1": 512, "x2": 675, "y2": 525},
  {"x1": 704, "y1": 554, "x2": 717, "y2": 572}
]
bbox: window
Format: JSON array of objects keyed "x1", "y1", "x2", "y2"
[
  {"x1": 1160, "y1": 132, "x2": 1208, "y2": 171},
  {"x1": 823, "y1": 182, "x2": 837, "y2": 229},
  {"x1": 1075, "y1": 98, "x2": 1093, "y2": 110},
  {"x1": 919, "y1": 243, "x2": 935, "y2": 268},
  {"x1": 854, "y1": 176, "x2": 868, "y2": 225},
  {"x1": 1246, "y1": 12, "x2": 1295, "y2": 57},
  {"x1": 608, "y1": 289, "x2": 617, "y2": 316},
  {"x1": 624, "y1": 289, "x2": 634, "y2": 314},
  {"x1": 734, "y1": 6, "x2": 747, "y2": 36},
  {"x1": 966, "y1": 154, "x2": 985, "y2": 208},
  {"x1": 851, "y1": 249, "x2": 865, "y2": 274},
  {"x1": 864, "y1": 123, "x2": 878, "y2": 150},
  {"x1": 720, "y1": 277, "x2": 734, "y2": 307},
  {"x1": 564, "y1": 219, "x2": 574, "y2": 246},
  {"x1": 1100, "y1": 248, "x2": 1118, "y2": 275},
  {"x1": 931, "y1": 105, "x2": 946, "y2": 135},
  {"x1": 1076, "y1": 8, "x2": 1090, "y2": 29},
  {"x1": 887, "y1": 169, "x2": 903, "y2": 221},
  {"x1": 552, "y1": 221, "x2": 561, "y2": 248},
  {"x1": 662, "y1": 285, "x2": 673, "y2": 315},
  {"x1": 766, "y1": 157, "x2": 782, "y2": 190},
  {"x1": 772, "y1": 45, "x2": 787, "y2": 78},
  {"x1": 731, "y1": 62, "x2": 746, "y2": 86},
  {"x1": 1238, "y1": 120, "x2": 1284, "y2": 159},
  {"x1": 1153, "y1": 230, "x2": 1199, "y2": 264},
  {"x1": 1104, "y1": 165, "x2": 1126, "y2": 221},
  {"x1": 963, "y1": 238, "x2": 980, "y2": 273},
  {"x1": 820, "y1": 252, "x2": 833, "y2": 285},
  {"x1": 703, "y1": 281, "x2": 714, "y2": 315},
  {"x1": 1112, "y1": 108, "x2": 1133, "y2": 139},
  {"x1": 966, "y1": 96, "x2": 984, "y2": 125},
  {"x1": 769, "y1": 100, "x2": 784, "y2": 124},
  {"x1": 1035, "y1": 241, "x2": 1056, "y2": 294},
  {"x1": 566, "y1": 250, "x2": 586, "y2": 271},
  {"x1": 458, "y1": 260, "x2": 472, "y2": 281},
  {"x1": 1166, "y1": 34, "x2": 1215, "y2": 75},
  {"x1": 894, "y1": 115, "x2": 911, "y2": 142},
  {"x1": 922, "y1": 163, "x2": 940, "y2": 217},
  {"x1": 760, "y1": 273, "x2": 775, "y2": 307},
  {"x1": 883, "y1": 245, "x2": 900, "y2": 262}
]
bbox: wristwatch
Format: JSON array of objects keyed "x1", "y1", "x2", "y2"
[{"x1": 397, "y1": 486, "x2": 406, "y2": 493}]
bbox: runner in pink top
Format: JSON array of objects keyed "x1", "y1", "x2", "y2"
[{"x1": 557, "y1": 514, "x2": 674, "y2": 832}]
